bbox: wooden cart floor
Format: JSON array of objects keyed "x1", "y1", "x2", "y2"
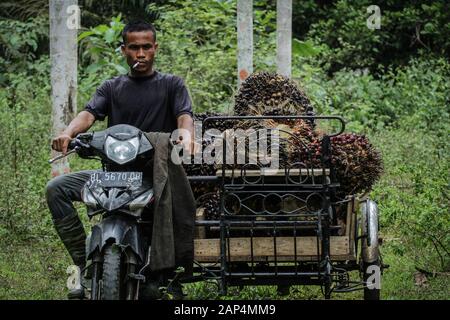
[{"x1": 194, "y1": 236, "x2": 354, "y2": 262}]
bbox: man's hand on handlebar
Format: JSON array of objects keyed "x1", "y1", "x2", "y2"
[
  {"x1": 51, "y1": 134, "x2": 72, "y2": 154},
  {"x1": 50, "y1": 111, "x2": 96, "y2": 154}
]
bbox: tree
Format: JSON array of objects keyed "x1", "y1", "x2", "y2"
[
  {"x1": 49, "y1": 0, "x2": 78, "y2": 176},
  {"x1": 277, "y1": 0, "x2": 292, "y2": 77}
]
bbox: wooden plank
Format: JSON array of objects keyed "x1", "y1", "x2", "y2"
[
  {"x1": 194, "y1": 255, "x2": 356, "y2": 263},
  {"x1": 345, "y1": 196, "x2": 353, "y2": 238},
  {"x1": 340, "y1": 195, "x2": 359, "y2": 259},
  {"x1": 346, "y1": 196, "x2": 356, "y2": 255},
  {"x1": 194, "y1": 236, "x2": 349, "y2": 262},
  {"x1": 217, "y1": 168, "x2": 330, "y2": 177},
  {"x1": 194, "y1": 208, "x2": 206, "y2": 239}
]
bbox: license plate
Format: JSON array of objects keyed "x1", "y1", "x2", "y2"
[{"x1": 90, "y1": 172, "x2": 143, "y2": 187}]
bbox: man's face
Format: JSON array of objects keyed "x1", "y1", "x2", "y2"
[{"x1": 121, "y1": 30, "x2": 158, "y2": 76}]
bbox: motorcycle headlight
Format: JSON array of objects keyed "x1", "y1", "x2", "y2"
[{"x1": 105, "y1": 136, "x2": 139, "y2": 164}]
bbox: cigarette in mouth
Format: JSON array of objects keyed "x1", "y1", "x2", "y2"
[{"x1": 132, "y1": 62, "x2": 140, "y2": 69}]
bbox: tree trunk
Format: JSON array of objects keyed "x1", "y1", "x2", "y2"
[
  {"x1": 277, "y1": 0, "x2": 292, "y2": 78},
  {"x1": 237, "y1": 0, "x2": 253, "y2": 90},
  {"x1": 49, "y1": 0, "x2": 78, "y2": 177}
]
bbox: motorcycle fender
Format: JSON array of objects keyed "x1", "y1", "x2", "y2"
[
  {"x1": 87, "y1": 215, "x2": 145, "y2": 262},
  {"x1": 360, "y1": 199, "x2": 380, "y2": 264}
]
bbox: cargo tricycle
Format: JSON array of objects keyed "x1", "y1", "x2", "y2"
[{"x1": 185, "y1": 115, "x2": 385, "y2": 300}]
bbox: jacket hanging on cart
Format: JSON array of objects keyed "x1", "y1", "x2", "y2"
[{"x1": 144, "y1": 132, "x2": 196, "y2": 278}]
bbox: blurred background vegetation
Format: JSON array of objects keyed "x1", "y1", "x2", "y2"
[{"x1": 0, "y1": 0, "x2": 448, "y2": 299}]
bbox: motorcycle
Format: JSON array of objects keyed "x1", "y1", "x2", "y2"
[{"x1": 49, "y1": 124, "x2": 157, "y2": 300}]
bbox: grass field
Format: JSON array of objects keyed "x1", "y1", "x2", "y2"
[{"x1": 1, "y1": 234, "x2": 448, "y2": 300}]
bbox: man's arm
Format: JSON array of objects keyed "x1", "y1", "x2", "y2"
[
  {"x1": 176, "y1": 114, "x2": 194, "y2": 154},
  {"x1": 51, "y1": 111, "x2": 96, "y2": 154}
]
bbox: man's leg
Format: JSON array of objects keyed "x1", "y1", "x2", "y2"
[{"x1": 46, "y1": 170, "x2": 97, "y2": 268}]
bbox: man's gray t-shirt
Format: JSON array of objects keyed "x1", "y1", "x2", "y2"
[{"x1": 85, "y1": 71, "x2": 193, "y2": 133}]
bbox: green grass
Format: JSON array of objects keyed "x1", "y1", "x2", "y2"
[
  {"x1": 0, "y1": 242, "x2": 68, "y2": 300},
  {"x1": 182, "y1": 237, "x2": 449, "y2": 300},
  {"x1": 2, "y1": 233, "x2": 447, "y2": 300}
]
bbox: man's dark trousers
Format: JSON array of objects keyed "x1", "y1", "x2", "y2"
[{"x1": 46, "y1": 170, "x2": 98, "y2": 267}]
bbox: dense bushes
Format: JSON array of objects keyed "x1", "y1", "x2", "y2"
[
  {"x1": 300, "y1": 0, "x2": 450, "y2": 74},
  {"x1": 371, "y1": 127, "x2": 449, "y2": 272},
  {"x1": 0, "y1": 57, "x2": 54, "y2": 241},
  {"x1": 295, "y1": 57, "x2": 450, "y2": 132}
]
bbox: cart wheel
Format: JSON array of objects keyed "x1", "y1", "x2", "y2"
[
  {"x1": 360, "y1": 199, "x2": 381, "y2": 300},
  {"x1": 363, "y1": 260, "x2": 381, "y2": 300}
]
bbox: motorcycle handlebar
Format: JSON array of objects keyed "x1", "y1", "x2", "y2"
[
  {"x1": 48, "y1": 148, "x2": 78, "y2": 164},
  {"x1": 48, "y1": 138, "x2": 83, "y2": 164},
  {"x1": 68, "y1": 139, "x2": 78, "y2": 150}
]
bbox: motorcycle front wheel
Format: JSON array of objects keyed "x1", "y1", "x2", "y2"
[{"x1": 101, "y1": 244, "x2": 123, "y2": 300}]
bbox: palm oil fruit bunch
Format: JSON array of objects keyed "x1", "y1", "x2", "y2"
[
  {"x1": 183, "y1": 138, "x2": 217, "y2": 199},
  {"x1": 199, "y1": 190, "x2": 220, "y2": 221},
  {"x1": 288, "y1": 120, "x2": 320, "y2": 166},
  {"x1": 234, "y1": 72, "x2": 314, "y2": 120},
  {"x1": 194, "y1": 111, "x2": 235, "y2": 132},
  {"x1": 220, "y1": 124, "x2": 291, "y2": 172},
  {"x1": 329, "y1": 133, "x2": 383, "y2": 196},
  {"x1": 289, "y1": 129, "x2": 383, "y2": 196},
  {"x1": 183, "y1": 138, "x2": 216, "y2": 176}
]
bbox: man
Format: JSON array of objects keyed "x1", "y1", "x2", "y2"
[{"x1": 46, "y1": 20, "x2": 194, "y2": 299}]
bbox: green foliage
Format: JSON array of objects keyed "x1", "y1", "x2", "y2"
[
  {"x1": 0, "y1": 1, "x2": 49, "y2": 21},
  {"x1": 292, "y1": 39, "x2": 320, "y2": 57},
  {"x1": 385, "y1": 58, "x2": 450, "y2": 133},
  {"x1": 78, "y1": 15, "x2": 128, "y2": 108},
  {"x1": 78, "y1": 15, "x2": 126, "y2": 71},
  {"x1": 294, "y1": 57, "x2": 450, "y2": 132},
  {"x1": 0, "y1": 16, "x2": 48, "y2": 85},
  {"x1": 0, "y1": 243, "x2": 68, "y2": 299},
  {"x1": 0, "y1": 56, "x2": 54, "y2": 241},
  {"x1": 306, "y1": 0, "x2": 450, "y2": 74},
  {"x1": 371, "y1": 127, "x2": 449, "y2": 272}
]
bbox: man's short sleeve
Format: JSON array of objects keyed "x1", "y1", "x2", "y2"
[
  {"x1": 171, "y1": 76, "x2": 193, "y2": 118},
  {"x1": 84, "y1": 80, "x2": 110, "y2": 121}
]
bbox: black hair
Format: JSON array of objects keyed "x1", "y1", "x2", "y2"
[{"x1": 122, "y1": 20, "x2": 157, "y2": 44}]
